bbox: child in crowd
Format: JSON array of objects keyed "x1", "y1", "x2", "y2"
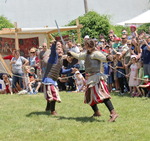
[
  {"x1": 18, "y1": 66, "x2": 31, "y2": 94},
  {"x1": 74, "y1": 71, "x2": 86, "y2": 92},
  {"x1": 103, "y1": 46, "x2": 114, "y2": 92},
  {"x1": 115, "y1": 52, "x2": 126, "y2": 95},
  {"x1": 2, "y1": 74, "x2": 13, "y2": 95},
  {"x1": 136, "y1": 75, "x2": 150, "y2": 97},
  {"x1": 103, "y1": 62, "x2": 113, "y2": 92},
  {"x1": 138, "y1": 61, "x2": 144, "y2": 84},
  {"x1": 130, "y1": 25, "x2": 138, "y2": 38},
  {"x1": 128, "y1": 55, "x2": 139, "y2": 97},
  {"x1": 28, "y1": 67, "x2": 41, "y2": 94}
]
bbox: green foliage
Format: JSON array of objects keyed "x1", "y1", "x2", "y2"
[
  {"x1": 0, "y1": 93, "x2": 150, "y2": 141},
  {"x1": 67, "y1": 11, "x2": 111, "y2": 41},
  {"x1": 137, "y1": 23, "x2": 150, "y2": 34},
  {"x1": 110, "y1": 25, "x2": 130, "y2": 37},
  {"x1": 0, "y1": 15, "x2": 14, "y2": 30}
]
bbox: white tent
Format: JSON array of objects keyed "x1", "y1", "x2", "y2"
[{"x1": 117, "y1": 10, "x2": 150, "y2": 26}]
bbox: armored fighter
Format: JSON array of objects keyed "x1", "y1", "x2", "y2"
[{"x1": 69, "y1": 39, "x2": 118, "y2": 122}]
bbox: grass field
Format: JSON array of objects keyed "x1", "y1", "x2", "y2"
[{"x1": 0, "y1": 92, "x2": 150, "y2": 141}]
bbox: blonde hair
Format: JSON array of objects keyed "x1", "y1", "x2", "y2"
[
  {"x1": 23, "y1": 66, "x2": 30, "y2": 73},
  {"x1": 30, "y1": 47, "x2": 37, "y2": 52}
]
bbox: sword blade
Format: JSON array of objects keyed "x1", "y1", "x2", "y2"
[{"x1": 55, "y1": 20, "x2": 65, "y2": 46}]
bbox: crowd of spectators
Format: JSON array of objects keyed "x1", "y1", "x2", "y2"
[{"x1": 0, "y1": 25, "x2": 150, "y2": 97}]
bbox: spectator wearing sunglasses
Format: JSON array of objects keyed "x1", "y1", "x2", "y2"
[
  {"x1": 109, "y1": 33, "x2": 115, "y2": 43},
  {"x1": 28, "y1": 48, "x2": 38, "y2": 73},
  {"x1": 119, "y1": 35, "x2": 130, "y2": 63}
]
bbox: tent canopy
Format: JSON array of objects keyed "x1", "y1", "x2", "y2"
[
  {"x1": 117, "y1": 10, "x2": 150, "y2": 26},
  {"x1": 0, "y1": 24, "x2": 83, "y2": 48}
]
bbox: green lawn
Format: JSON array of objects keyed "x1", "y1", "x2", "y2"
[{"x1": 0, "y1": 92, "x2": 149, "y2": 141}]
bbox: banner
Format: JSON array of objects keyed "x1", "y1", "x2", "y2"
[{"x1": 0, "y1": 37, "x2": 39, "y2": 57}]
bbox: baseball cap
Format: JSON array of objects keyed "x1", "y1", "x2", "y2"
[
  {"x1": 143, "y1": 75, "x2": 149, "y2": 79},
  {"x1": 30, "y1": 67, "x2": 35, "y2": 72},
  {"x1": 84, "y1": 35, "x2": 90, "y2": 39},
  {"x1": 114, "y1": 37, "x2": 121, "y2": 41}
]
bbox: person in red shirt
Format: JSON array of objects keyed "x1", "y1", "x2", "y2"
[
  {"x1": 3, "y1": 50, "x2": 16, "y2": 60},
  {"x1": 137, "y1": 75, "x2": 150, "y2": 97}
]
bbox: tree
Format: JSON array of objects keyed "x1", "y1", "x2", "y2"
[
  {"x1": 137, "y1": 23, "x2": 150, "y2": 34},
  {"x1": 110, "y1": 25, "x2": 130, "y2": 37},
  {"x1": 67, "y1": 11, "x2": 111, "y2": 40},
  {"x1": 0, "y1": 16, "x2": 14, "y2": 30}
]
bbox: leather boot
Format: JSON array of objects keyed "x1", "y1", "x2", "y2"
[
  {"x1": 51, "y1": 111, "x2": 57, "y2": 116},
  {"x1": 45, "y1": 101, "x2": 51, "y2": 111},
  {"x1": 108, "y1": 109, "x2": 118, "y2": 122},
  {"x1": 92, "y1": 110, "x2": 101, "y2": 117}
]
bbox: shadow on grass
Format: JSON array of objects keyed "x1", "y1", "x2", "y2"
[
  {"x1": 53, "y1": 116, "x2": 105, "y2": 123},
  {"x1": 26, "y1": 111, "x2": 50, "y2": 117},
  {"x1": 26, "y1": 112, "x2": 105, "y2": 122},
  {"x1": 111, "y1": 92, "x2": 131, "y2": 98}
]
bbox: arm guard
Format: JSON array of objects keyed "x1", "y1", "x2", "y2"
[{"x1": 69, "y1": 51, "x2": 86, "y2": 60}]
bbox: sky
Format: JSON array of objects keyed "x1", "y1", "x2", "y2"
[{"x1": 0, "y1": 0, "x2": 150, "y2": 28}]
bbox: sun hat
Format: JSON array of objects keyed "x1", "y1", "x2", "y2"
[
  {"x1": 39, "y1": 46, "x2": 43, "y2": 49},
  {"x1": 130, "y1": 25, "x2": 136, "y2": 29},
  {"x1": 131, "y1": 55, "x2": 137, "y2": 59}
]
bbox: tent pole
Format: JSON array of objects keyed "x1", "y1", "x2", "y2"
[
  {"x1": 14, "y1": 22, "x2": 19, "y2": 50},
  {"x1": 76, "y1": 19, "x2": 81, "y2": 44}
]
